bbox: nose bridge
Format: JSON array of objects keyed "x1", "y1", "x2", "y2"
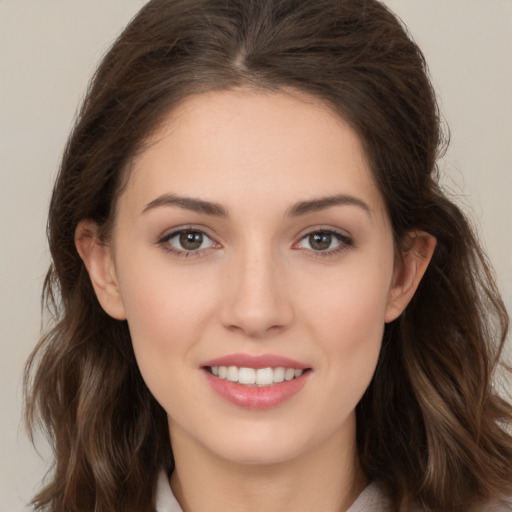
[{"x1": 220, "y1": 238, "x2": 292, "y2": 337}]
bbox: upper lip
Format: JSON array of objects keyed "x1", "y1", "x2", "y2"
[{"x1": 201, "y1": 353, "x2": 310, "y2": 369}]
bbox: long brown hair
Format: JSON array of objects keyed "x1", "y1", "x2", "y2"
[{"x1": 25, "y1": 1, "x2": 512, "y2": 511}]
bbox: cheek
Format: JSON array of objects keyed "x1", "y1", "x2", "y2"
[
  {"x1": 302, "y1": 256, "x2": 393, "y2": 392},
  {"x1": 322, "y1": 290, "x2": 385, "y2": 391},
  {"x1": 114, "y1": 254, "x2": 220, "y2": 391},
  {"x1": 305, "y1": 254, "x2": 393, "y2": 341},
  {"x1": 117, "y1": 249, "x2": 216, "y2": 334},
  {"x1": 315, "y1": 283, "x2": 387, "y2": 446}
]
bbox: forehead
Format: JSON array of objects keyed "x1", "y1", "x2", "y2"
[{"x1": 122, "y1": 88, "x2": 386, "y2": 219}]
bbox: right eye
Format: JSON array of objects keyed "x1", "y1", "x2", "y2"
[{"x1": 158, "y1": 228, "x2": 218, "y2": 256}]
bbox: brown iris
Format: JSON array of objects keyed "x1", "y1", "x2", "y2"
[
  {"x1": 308, "y1": 232, "x2": 333, "y2": 251},
  {"x1": 179, "y1": 231, "x2": 204, "y2": 250}
]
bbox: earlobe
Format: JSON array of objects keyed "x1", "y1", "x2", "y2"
[
  {"x1": 75, "y1": 220, "x2": 127, "y2": 320},
  {"x1": 385, "y1": 230, "x2": 437, "y2": 323}
]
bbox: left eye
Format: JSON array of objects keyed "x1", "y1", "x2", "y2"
[
  {"x1": 296, "y1": 230, "x2": 350, "y2": 252},
  {"x1": 164, "y1": 229, "x2": 215, "y2": 252}
]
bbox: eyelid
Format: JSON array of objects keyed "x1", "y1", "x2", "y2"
[
  {"x1": 292, "y1": 226, "x2": 354, "y2": 256},
  {"x1": 293, "y1": 225, "x2": 353, "y2": 242},
  {"x1": 156, "y1": 225, "x2": 222, "y2": 257}
]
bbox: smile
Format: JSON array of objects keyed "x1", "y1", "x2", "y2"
[
  {"x1": 201, "y1": 354, "x2": 311, "y2": 408},
  {"x1": 208, "y1": 366, "x2": 304, "y2": 387}
]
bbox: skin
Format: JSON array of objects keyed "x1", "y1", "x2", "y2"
[{"x1": 76, "y1": 89, "x2": 435, "y2": 512}]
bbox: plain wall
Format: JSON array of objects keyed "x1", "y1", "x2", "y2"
[{"x1": 1, "y1": 1, "x2": 510, "y2": 510}]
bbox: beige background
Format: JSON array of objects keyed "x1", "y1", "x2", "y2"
[{"x1": 1, "y1": 1, "x2": 510, "y2": 510}]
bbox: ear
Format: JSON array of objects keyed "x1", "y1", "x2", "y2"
[
  {"x1": 75, "y1": 220, "x2": 126, "y2": 320},
  {"x1": 385, "y1": 230, "x2": 437, "y2": 323}
]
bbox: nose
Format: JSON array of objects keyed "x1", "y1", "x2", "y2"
[{"x1": 219, "y1": 246, "x2": 294, "y2": 338}]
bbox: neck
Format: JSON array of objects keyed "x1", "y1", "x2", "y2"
[{"x1": 169, "y1": 417, "x2": 366, "y2": 512}]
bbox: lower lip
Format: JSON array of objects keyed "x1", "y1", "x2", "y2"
[{"x1": 203, "y1": 370, "x2": 310, "y2": 410}]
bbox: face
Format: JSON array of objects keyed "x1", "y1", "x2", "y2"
[{"x1": 93, "y1": 89, "x2": 407, "y2": 467}]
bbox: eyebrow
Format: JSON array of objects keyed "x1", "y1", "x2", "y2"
[
  {"x1": 142, "y1": 194, "x2": 228, "y2": 217},
  {"x1": 142, "y1": 192, "x2": 370, "y2": 218},
  {"x1": 286, "y1": 194, "x2": 371, "y2": 217}
]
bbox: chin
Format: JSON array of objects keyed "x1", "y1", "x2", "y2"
[
  {"x1": 197, "y1": 419, "x2": 331, "y2": 467},
  {"x1": 214, "y1": 440, "x2": 309, "y2": 466}
]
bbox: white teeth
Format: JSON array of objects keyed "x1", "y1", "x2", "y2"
[
  {"x1": 284, "y1": 368, "x2": 296, "y2": 381},
  {"x1": 238, "y1": 367, "x2": 256, "y2": 385},
  {"x1": 226, "y1": 366, "x2": 238, "y2": 382},
  {"x1": 273, "y1": 367, "x2": 285, "y2": 383},
  {"x1": 210, "y1": 366, "x2": 305, "y2": 386},
  {"x1": 255, "y1": 367, "x2": 274, "y2": 386}
]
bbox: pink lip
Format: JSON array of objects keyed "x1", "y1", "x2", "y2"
[
  {"x1": 203, "y1": 371, "x2": 310, "y2": 409},
  {"x1": 201, "y1": 353, "x2": 309, "y2": 370},
  {"x1": 200, "y1": 353, "x2": 312, "y2": 410}
]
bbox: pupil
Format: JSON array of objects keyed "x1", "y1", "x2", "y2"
[
  {"x1": 179, "y1": 231, "x2": 203, "y2": 250},
  {"x1": 310, "y1": 232, "x2": 331, "y2": 251}
]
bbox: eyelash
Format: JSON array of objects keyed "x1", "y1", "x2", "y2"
[
  {"x1": 156, "y1": 227, "x2": 353, "y2": 258},
  {"x1": 292, "y1": 229, "x2": 354, "y2": 257},
  {"x1": 157, "y1": 227, "x2": 219, "y2": 258}
]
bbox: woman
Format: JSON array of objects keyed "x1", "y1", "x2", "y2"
[{"x1": 25, "y1": 0, "x2": 512, "y2": 511}]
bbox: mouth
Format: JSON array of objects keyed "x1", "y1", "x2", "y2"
[
  {"x1": 206, "y1": 365, "x2": 309, "y2": 387},
  {"x1": 201, "y1": 354, "x2": 312, "y2": 409}
]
